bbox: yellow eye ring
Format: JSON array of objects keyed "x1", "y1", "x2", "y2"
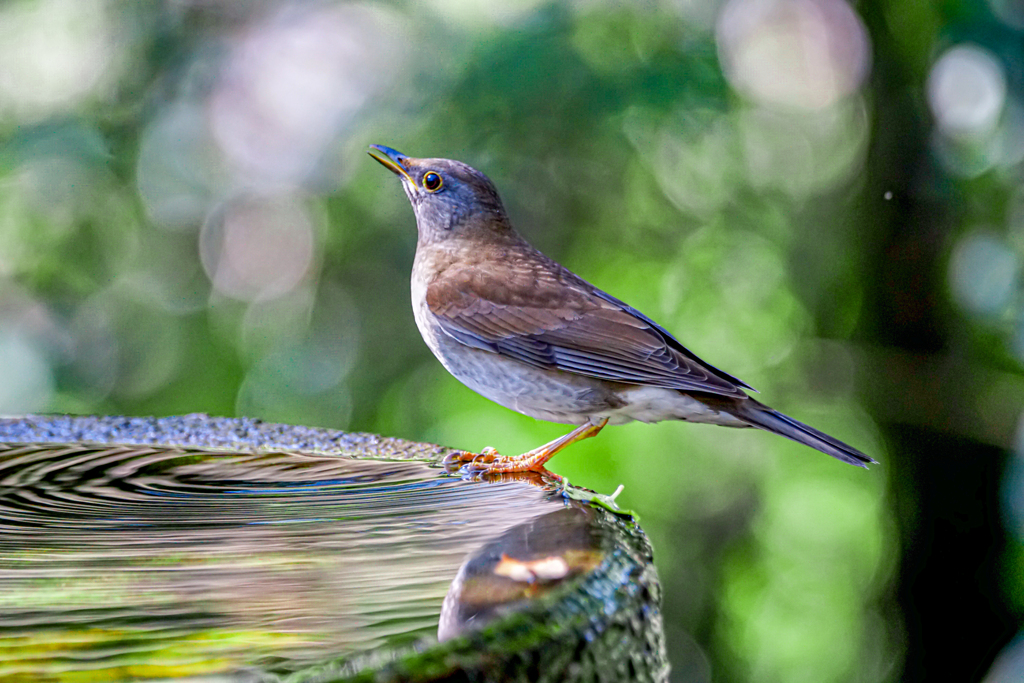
[{"x1": 423, "y1": 172, "x2": 443, "y2": 192}]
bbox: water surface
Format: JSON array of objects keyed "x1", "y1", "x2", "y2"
[{"x1": 0, "y1": 442, "x2": 569, "y2": 680}]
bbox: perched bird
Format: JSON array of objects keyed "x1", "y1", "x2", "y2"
[{"x1": 368, "y1": 145, "x2": 874, "y2": 475}]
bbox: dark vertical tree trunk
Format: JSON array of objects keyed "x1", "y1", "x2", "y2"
[{"x1": 858, "y1": 3, "x2": 1017, "y2": 679}]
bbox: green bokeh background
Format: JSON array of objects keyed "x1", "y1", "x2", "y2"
[{"x1": 2, "y1": 0, "x2": 1022, "y2": 681}]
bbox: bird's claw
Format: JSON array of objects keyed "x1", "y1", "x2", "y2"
[
  {"x1": 442, "y1": 450, "x2": 493, "y2": 477},
  {"x1": 442, "y1": 447, "x2": 500, "y2": 473}
]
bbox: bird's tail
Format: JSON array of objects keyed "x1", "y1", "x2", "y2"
[{"x1": 737, "y1": 399, "x2": 876, "y2": 468}]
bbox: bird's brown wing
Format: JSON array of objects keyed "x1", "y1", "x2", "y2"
[{"x1": 425, "y1": 255, "x2": 752, "y2": 398}]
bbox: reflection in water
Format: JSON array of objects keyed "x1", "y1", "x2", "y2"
[
  {"x1": 439, "y1": 506, "x2": 604, "y2": 641},
  {"x1": 0, "y1": 443, "x2": 566, "y2": 680}
]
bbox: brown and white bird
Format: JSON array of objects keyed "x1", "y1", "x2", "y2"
[{"x1": 369, "y1": 145, "x2": 874, "y2": 475}]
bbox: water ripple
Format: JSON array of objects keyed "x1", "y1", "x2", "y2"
[{"x1": 0, "y1": 443, "x2": 565, "y2": 680}]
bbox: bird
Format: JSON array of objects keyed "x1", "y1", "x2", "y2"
[{"x1": 368, "y1": 144, "x2": 875, "y2": 475}]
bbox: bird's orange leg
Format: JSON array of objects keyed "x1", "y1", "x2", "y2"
[{"x1": 444, "y1": 418, "x2": 610, "y2": 475}]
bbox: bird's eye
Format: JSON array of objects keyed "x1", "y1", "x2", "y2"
[{"x1": 422, "y1": 172, "x2": 443, "y2": 192}]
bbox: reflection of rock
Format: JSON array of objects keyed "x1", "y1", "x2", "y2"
[{"x1": 438, "y1": 506, "x2": 604, "y2": 641}]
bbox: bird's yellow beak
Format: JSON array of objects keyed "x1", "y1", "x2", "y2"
[{"x1": 368, "y1": 144, "x2": 415, "y2": 185}]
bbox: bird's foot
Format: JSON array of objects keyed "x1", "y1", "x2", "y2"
[
  {"x1": 443, "y1": 419, "x2": 609, "y2": 480},
  {"x1": 442, "y1": 446, "x2": 560, "y2": 479}
]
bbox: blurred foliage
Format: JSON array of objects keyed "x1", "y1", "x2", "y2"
[{"x1": 1, "y1": 0, "x2": 1023, "y2": 681}]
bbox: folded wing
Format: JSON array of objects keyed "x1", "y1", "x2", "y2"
[{"x1": 425, "y1": 257, "x2": 753, "y2": 398}]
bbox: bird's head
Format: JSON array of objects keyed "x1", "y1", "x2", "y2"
[{"x1": 368, "y1": 145, "x2": 515, "y2": 245}]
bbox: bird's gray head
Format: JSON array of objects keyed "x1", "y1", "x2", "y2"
[{"x1": 368, "y1": 145, "x2": 514, "y2": 244}]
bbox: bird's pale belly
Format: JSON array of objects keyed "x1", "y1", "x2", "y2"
[{"x1": 426, "y1": 326, "x2": 617, "y2": 424}]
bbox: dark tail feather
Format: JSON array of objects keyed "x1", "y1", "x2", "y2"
[{"x1": 739, "y1": 400, "x2": 876, "y2": 468}]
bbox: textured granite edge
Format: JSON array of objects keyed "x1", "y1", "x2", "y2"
[{"x1": 0, "y1": 414, "x2": 453, "y2": 463}]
